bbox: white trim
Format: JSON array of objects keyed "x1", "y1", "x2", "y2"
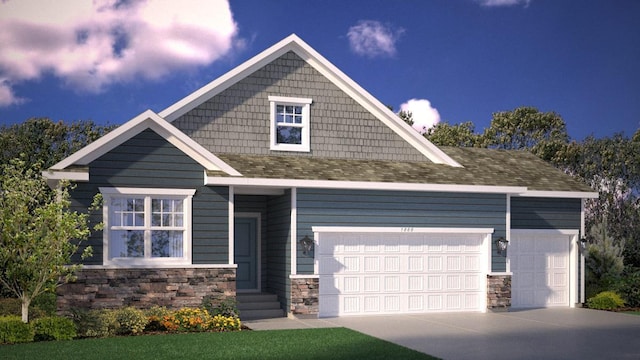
[
  {"x1": 580, "y1": 198, "x2": 586, "y2": 303},
  {"x1": 488, "y1": 272, "x2": 513, "y2": 276},
  {"x1": 269, "y1": 96, "x2": 312, "y2": 152},
  {"x1": 158, "y1": 34, "x2": 461, "y2": 167},
  {"x1": 99, "y1": 187, "x2": 196, "y2": 196},
  {"x1": 291, "y1": 188, "x2": 298, "y2": 275},
  {"x1": 228, "y1": 186, "x2": 235, "y2": 265},
  {"x1": 207, "y1": 176, "x2": 527, "y2": 194},
  {"x1": 515, "y1": 190, "x2": 599, "y2": 199},
  {"x1": 505, "y1": 194, "x2": 511, "y2": 273},
  {"x1": 100, "y1": 187, "x2": 195, "y2": 267},
  {"x1": 312, "y1": 226, "x2": 494, "y2": 234},
  {"x1": 289, "y1": 274, "x2": 319, "y2": 279},
  {"x1": 41, "y1": 170, "x2": 89, "y2": 182},
  {"x1": 82, "y1": 264, "x2": 238, "y2": 269},
  {"x1": 511, "y1": 229, "x2": 579, "y2": 308},
  {"x1": 236, "y1": 212, "x2": 262, "y2": 292},
  {"x1": 48, "y1": 110, "x2": 241, "y2": 176}
]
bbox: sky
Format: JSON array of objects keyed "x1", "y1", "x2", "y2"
[{"x1": 0, "y1": 0, "x2": 639, "y2": 141}]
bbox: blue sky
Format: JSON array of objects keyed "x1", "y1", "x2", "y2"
[{"x1": 1, "y1": 0, "x2": 638, "y2": 140}]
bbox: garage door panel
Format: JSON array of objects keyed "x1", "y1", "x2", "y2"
[
  {"x1": 511, "y1": 232, "x2": 571, "y2": 308},
  {"x1": 318, "y1": 231, "x2": 487, "y2": 316}
]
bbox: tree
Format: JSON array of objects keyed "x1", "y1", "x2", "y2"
[
  {"x1": 481, "y1": 106, "x2": 569, "y2": 160},
  {"x1": 585, "y1": 221, "x2": 625, "y2": 297},
  {"x1": 398, "y1": 110, "x2": 414, "y2": 127},
  {"x1": 425, "y1": 121, "x2": 481, "y2": 147},
  {"x1": 0, "y1": 158, "x2": 95, "y2": 322},
  {"x1": 0, "y1": 118, "x2": 113, "y2": 169}
]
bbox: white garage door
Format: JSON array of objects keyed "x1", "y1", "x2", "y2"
[
  {"x1": 510, "y1": 230, "x2": 574, "y2": 308},
  {"x1": 316, "y1": 230, "x2": 489, "y2": 317}
]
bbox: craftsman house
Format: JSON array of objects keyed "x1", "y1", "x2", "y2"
[{"x1": 45, "y1": 34, "x2": 597, "y2": 319}]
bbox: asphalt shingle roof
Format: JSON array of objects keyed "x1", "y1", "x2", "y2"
[{"x1": 214, "y1": 147, "x2": 594, "y2": 193}]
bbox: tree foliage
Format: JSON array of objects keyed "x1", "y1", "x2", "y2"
[
  {"x1": 0, "y1": 118, "x2": 113, "y2": 169},
  {"x1": 425, "y1": 121, "x2": 481, "y2": 147},
  {"x1": 0, "y1": 158, "x2": 97, "y2": 322}
]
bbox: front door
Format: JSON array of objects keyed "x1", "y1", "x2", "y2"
[{"x1": 234, "y1": 217, "x2": 258, "y2": 291}]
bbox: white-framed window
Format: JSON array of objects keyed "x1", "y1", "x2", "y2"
[
  {"x1": 100, "y1": 187, "x2": 195, "y2": 267},
  {"x1": 268, "y1": 96, "x2": 312, "y2": 152}
]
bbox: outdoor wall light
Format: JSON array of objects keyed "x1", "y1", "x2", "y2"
[
  {"x1": 299, "y1": 235, "x2": 314, "y2": 255},
  {"x1": 495, "y1": 237, "x2": 509, "y2": 256},
  {"x1": 579, "y1": 237, "x2": 588, "y2": 252}
]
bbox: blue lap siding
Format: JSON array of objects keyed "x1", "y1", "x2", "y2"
[
  {"x1": 511, "y1": 197, "x2": 581, "y2": 231},
  {"x1": 296, "y1": 188, "x2": 508, "y2": 273},
  {"x1": 70, "y1": 129, "x2": 229, "y2": 265}
]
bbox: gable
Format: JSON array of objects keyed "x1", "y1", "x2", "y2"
[{"x1": 172, "y1": 51, "x2": 428, "y2": 162}]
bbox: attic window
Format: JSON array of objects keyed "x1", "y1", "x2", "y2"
[{"x1": 269, "y1": 96, "x2": 312, "y2": 152}]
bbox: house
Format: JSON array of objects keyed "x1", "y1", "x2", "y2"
[{"x1": 45, "y1": 34, "x2": 597, "y2": 318}]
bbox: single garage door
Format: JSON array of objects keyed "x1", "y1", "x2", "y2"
[
  {"x1": 316, "y1": 230, "x2": 490, "y2": 317},
  {"x1": 510, "y1": 230, "x2": 576, "y2": 308}
]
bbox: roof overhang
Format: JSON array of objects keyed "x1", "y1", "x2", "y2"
[
  {"x1": 514, "y1": 190, "x2": 599, "y2": 199},
  {"x1": 159, "y1": 34, "x2": 461, "y2": 168},
  {"x1": 208, "y1": 176, "x2": 527, "y2": 194}
]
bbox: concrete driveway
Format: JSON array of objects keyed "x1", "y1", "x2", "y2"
[{"x1": 245, "y1": 309, "x2": 640, "y2": 359}]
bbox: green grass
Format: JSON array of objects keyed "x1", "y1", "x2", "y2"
[
  {"x1": 0, "y1": 327, "x2": 437, "y2": 360},
  {"x1": 623, "y1": 311, "x2": 640, "y2": 315}
]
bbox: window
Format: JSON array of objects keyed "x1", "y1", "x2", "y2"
[
  {"x1": 100, "y1": 188, "x2": 195, "y2": 266},
  {"x1": 269, "y1": 96, "x2": 312, "y2": 152}
]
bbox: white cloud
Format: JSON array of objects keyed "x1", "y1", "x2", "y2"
[
  {"x1": 0, "y1": 79, "x2": 25, "y2": 107},
  {"x1": 400, "y1": 99, "x2": 441, "y2": 134},
  {"x1": 475, "y1": 0, "x2": 531, "y2": 7},
  {"x1": 347, "y1": 20, "x2": 404, "y2": 58},
  {"x1": 0, "y1": 0, "x2": 239, "y2": 106}
]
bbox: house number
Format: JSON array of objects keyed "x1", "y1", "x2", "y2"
[{"x1": 401, "y1": 227, "x2": 414, "y2": 232}]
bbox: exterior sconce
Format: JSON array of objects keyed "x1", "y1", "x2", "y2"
[
  {"x1": 495, "y1": 237, "x2": 509, "y2": 256},
  {"x1": 299, "y1": 235, "x2": 314, "y2": 255},
  {"x1": 579, "y1": 237, "x2": 588, "y2": 252}
]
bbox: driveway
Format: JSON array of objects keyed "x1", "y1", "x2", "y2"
[
  {"x1": 326, "y1": 309, "x2": 640, "y2": 360},
  {"x1": 246, "y1": 308, "x2": 640, "y2": 359}
]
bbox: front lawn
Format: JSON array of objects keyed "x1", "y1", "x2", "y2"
[{"x1": 0, "y1": 327, "x2": 438, "y2": 360}]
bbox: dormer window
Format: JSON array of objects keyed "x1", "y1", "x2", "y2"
[{"x1": 269, "y1": 96, "x2": 312, "y2": 152}]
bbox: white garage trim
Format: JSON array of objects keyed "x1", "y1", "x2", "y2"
[
  {"x1": 312, "y1": 227, "x2": 494, "y2": 317},
  {"x1": 510, "y1": 229, "x2": 579, "y2": 308}
]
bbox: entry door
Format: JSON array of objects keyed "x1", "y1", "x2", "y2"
[{"x1": 234, "y1": 217, "x2": 258, "y2": 291}]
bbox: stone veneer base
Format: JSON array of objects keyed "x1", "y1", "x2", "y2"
[
  {"x1": 486, "y1": 274, "x2": 512, "y2": 310},
  {"x1": 290, "y1": 277, "x2": 319, "y2": 316},
  {"x1": 57, "y1": 268, "x2": 236, "y2": 313}
]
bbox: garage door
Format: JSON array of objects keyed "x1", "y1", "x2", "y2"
[
  {"x1": 510, "y1": 230, "x2": 575, "y2": 308},
  {"x1": 316, "y1": 230, "x2": 489, "y2": 317}
]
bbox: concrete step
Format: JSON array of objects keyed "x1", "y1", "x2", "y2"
[
  {"x1": 237, "y1": 293, "x2": 284, "y2": 320},
  {"x1": 240, "y1": 308, "x2": 285, "y2": 321}
]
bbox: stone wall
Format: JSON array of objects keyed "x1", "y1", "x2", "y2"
[
  {"x1": 290, "y1": 277, "x2": 319, "y2": 316},
  {"x1": 57, "y1": 268, "x2": 236, "y2": 313},
  {"x1": 487, "y1": 274, "x2": 511, "y2": 310}
]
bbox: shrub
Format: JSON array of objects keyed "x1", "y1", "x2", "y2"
[
  {"x1": 202, "y1": 296, "x2": 239, "y2": 318},
  {"x1": 31, "y1": 292, "x2": 58, "y2": 317},
  {"x1": 209, "y1": 314, "x2": 241, "y2": 332},
  {"x1": 616, "y1": 267, "x2": 640, "y2": 307},
  {"x1": 172, "y1": 307, "x2": 211, "y2": 332},
  {"x1": 0, "y1": 298, "x2": 21, "y2": 316},
  {"x1": 32, "y1": 316, "x2": 76, "y2": 341},
  {"x1": 71, "y1": 309, "x2": 118, "y2": 338},
  {"x1": 0, "y1": 316, "x2": 34, "y2": 344},
  {"x1": 587, "y1": 291, "x2": 625, "y2": 310},
  {"x1": 114, "y1": 307, "x2": 147, "y2": 335},
  {"x1": 585, "y1": 223, "x2": 625, "y2": 298},
  {"x1": 145, "y1": 306, "x2": 173, "y2": 332}
]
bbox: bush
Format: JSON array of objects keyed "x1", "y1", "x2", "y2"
[
  {"x1": 616, "y1": 267, "x2": 640, "y2": 307},
  {"x1": 585, "y1": 223, "x2": 625, "y2": 298},
  {"x1": 32, "y1": 316, "x2": 76, "y2": 341},
  {"x1": 209, "y1": 314, "x2": 241, "y2": 332},
  {"x1": 144, "y1": 306, "x2": 173, "y2": 332},
  {"x1": 32, "y1": 292, "x2": 58, "y2": 317},
  {"x1": 71, "y1": 309, "x2": 118, "y2": 338},
  {"x1": 587, "y1": 291, "x2": 625, "y2": 310},
  {"x1": 0, "y1": 298, "x2": 21, "y2": 316},
  {"x1": 114, "y1": 307, "x2": 147, "y2": 335},
  {"x1": 0, "y1": 316, "x2": 34, "y2": 344},
  {"x1": 0, "y1": 294, "x2": 55, "y2": 320},
  {"x1": 172, "y1": 308, "x2": 211, "y2": 332},
  {"x1": 203, "y1": 296, "x2": 239, "y2": 318}
]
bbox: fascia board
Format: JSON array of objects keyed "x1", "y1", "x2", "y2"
[
  {"x1": 206, "y1": 176, "x2": 527, "y2": 194},
  {"x1": 50, "y1": 110, "x2": 241, "y2": 176},
  {"x1": 515, "y1": 190, "x2": 599, "y2": 199}
]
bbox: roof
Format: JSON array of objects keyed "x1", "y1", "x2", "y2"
[{"x1": 208, "y1": 147, "x2": 596, "y2": 197}]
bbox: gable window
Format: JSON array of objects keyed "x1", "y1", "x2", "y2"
[
  {"x1": 269, "y1": 96, "x2": 312, "y2": 152},
  {"x1": 100, "y1": 188, "x2": 195, "y2": 266}
]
